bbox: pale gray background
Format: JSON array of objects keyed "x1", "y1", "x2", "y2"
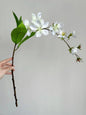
[{"x1": 0, "y1": 0, "x2": 86, "y2": 115}]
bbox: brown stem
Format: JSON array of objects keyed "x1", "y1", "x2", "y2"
[
  {"x1": 63, "y1": 39, "x2": 71, "y2": 49},
  {"x1": 11, "y1": 43, "x2": 18, "y2": 107}
]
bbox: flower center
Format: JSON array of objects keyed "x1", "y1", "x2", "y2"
[
  {"x1": 38, "y1": 27, "x2": 42, "y2": 31},
  {"x1": 62, "y1": 32, "x2": 65, "y2": 36}
]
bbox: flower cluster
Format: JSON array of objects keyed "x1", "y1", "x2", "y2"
[
  {"x1": 24, "y1": 12, "x2": 49, "y2": 37},
  {"x1": 23, "y1": 12, "x2": 81, "y2": 62}
]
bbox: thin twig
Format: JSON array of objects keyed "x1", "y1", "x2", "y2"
[{"x1": 11, "y1": 43, "x2": 18, "y2": 107}]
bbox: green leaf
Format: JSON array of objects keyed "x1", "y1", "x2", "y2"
[
  {"x1": 12, "y1": 11, "x2": 19, "y2": 27},
  {"x1": 77, "y1": 44, "x2": 81, "y2": 50},
  {"x1": 68, "y1": 33, "x2": 72, "y2": 39},
  {"x1": 11, "y1": 23, "x2": 27, "y2": 44},
  {"x1": 12, "y1": 11, "x2": 23, "y2": 27},
  {"x1": 17, "y1": 32, "x2": 35, "y2": 49},
  {"x1": 69, "y1": 47, "x2": 73, "y2": 53},
  {"x1": 18, "y1": 16, "x2": 23, "y2": 25}
]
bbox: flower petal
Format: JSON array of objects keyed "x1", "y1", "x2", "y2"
[
  {"x1": 59, "y1": 30, "x2": 63, "y2": 35},
  {"x1": 63, "y1": 36, "x2": 67, "y2": 39},
  {"x1": 49, "y1": 26, "x2": 53, "y2": 31},
  {"x1": 26, "y1": 30, "x2": 31, "y2": 36},
  {"x1": 37, "y1": 12, "x2": 42, "y2": 19},
  {"x1": 42, "y1": 22, "x2": 49, "y2": 28},
  {"x1": 52, "y1": 31, "x2": 55, "y2": 35},
  {"x1": 32, "y1": 13, "x2": 36, "y2": 21},
  {"x1": 55, "y1": 29, "x2": 59, "y2": 33},
  {"x1": 23, "y1": 19, "x2": 29, "y2": 29},
  {"x1": 30, "y1": 25, "x2": 37, "y2": 31},
  {"x1": 57, "y1": 35, "x2": 62, "y2": 38},
  {"x1": 41, "y1": 30, "x2": 49, "y2": 36},
  {"x1": 71, "y1": 47, "x2": 78, "y2": 55},
  {"x1": 58, "y1": 23, "x2": 62, "y2": 29},
  {"x1": 36, "y1": 31, "x2": 42, "y2": 37},
  {"x1": 32, "y1": 20, "x2": 40, "y2": 28},
  {"x1": 40, "y1": 19, "x2": 44, "y2": 26}
]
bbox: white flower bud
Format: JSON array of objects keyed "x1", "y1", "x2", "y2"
[{"x1": 71, "y1": 47, "x2": 78, "y2": 55}]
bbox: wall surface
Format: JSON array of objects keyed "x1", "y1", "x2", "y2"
[{"x1": 0, "y1": 0, "x2": 86, "y2": 115}]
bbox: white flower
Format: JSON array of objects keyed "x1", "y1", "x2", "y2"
[
  {"x1": 23, "y1": 19, "x2": 30, "y2": 29},
  {"x1": 49, "y1": 22, "x2": 62, "y2": 35},
  {"x1": 57, "y1": 30, "x2": 67, "y2": 39},
  {"x1": 30, "y1": 12, "x2": 49, "y2": 37},
  {"x1": 23, "y1": 19, "x2": 31, "y2": 36},
  {"x1": 71, "y1": 47, "x2": 78, "y2": 55}
]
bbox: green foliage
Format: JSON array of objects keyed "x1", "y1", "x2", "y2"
[
  {"x1": 69, "y1": 47, "x2": 73, "y2": 53},
  {"x1": 76, "y1": 57, "x2": 82, "y2": 62},
  {"x1": 18, "y1": 16, "x2": 23, "y2": 25},
  {"x1": 68, "y1": 33, "x2": 72, "y2": 39},
  {"x1": 11, "y1": 12, "x2": 36, "y2": 49},
  {"x1": 12, "y1": 11, "x2": 23, "y2": 27},
  {"x1": 77, "y1": 44, "x2": 81, "y2": 50},
  {"x1": 17, "y1": 32, "x2": 36, "y2": 49},
  {"x1": 11, "y1": 23, "x2": 27, "y2": 44}
]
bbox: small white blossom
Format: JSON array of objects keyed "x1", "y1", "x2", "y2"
[
  {"x1": 71, "y1": 47, "x2": 78, "y2": 55},
  {"x1": 23, "y1": 19, "x2": 31, "y2": 36},
  {"x1": 30, "y1": 12, "x2": 49, "y2": 37},
  {"x1": 49, "y1": 22, "x2": 62, "y2": 35},
  {"x1": 57, "y1": 30, "x2": 67, "y2": 39}
]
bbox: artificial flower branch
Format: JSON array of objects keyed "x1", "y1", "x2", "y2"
[
  {"x1": 11, "y1": 43, "x2": 18, "y2": 107},
  {"x1": 11, "y1": 11, "x2": 82, "y2": 107}
]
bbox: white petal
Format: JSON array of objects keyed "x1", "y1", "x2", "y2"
[
  {"x1": 26, "y1": 30, "x2": 31, "y2": 36},
  {"x1": 32, "y1": 20, "x2": 40, "y2": 28},
  {"x1": 32, "y1": 13, "x2": 36, "y2": 21},
  {"x1": 71, "y1": 48, "x2": 78, "y2": 55},
  {"x1": 57, "y1": 35, "x2": 62, "y2": 38},
  {"x1": 58, "y1": 23, "x2": 62, "y2": 29},
  {"x1": 37, "y1": 12, "x2": 42, "y2": 19},
  {"x1": 36, "y1": 31, "x2": 42, "y2": 37},
  {"x1": 36, "y1": 20, "x2": 41, "y2": 27},
  {"x1": 23, "y1": 20, "x2": 29, "y2": 29},
  {"x1": 59, "y1": 30, "x2": 63, "y2": 35},
  {"x1": 41, "y1": 30, "x2": 49, "y2": 36},
  {"x1": 49, "y1": 26, "x2": 53, "y2": 31},
  {"x1": 42, "y1": 22, "x2": 49, "y2": 28},
  {"x1": 23, "y1": 19, "x2": 29, "y2": 25},
  {"x1": 52, "y1": 31, "x2": 55, "y2": 35},
  {"x1": 55, "y1": 29, "x2": 59, "y2": 33},
  {"x1": 40, "y1": 19, "x2": 44, "y2": 26},
  {"x1": 63, "y1": 36, "x2": 67, "y2": 39},
  {"x1": 30, "y1": 25, "x2": 37, "y2": 31}
]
